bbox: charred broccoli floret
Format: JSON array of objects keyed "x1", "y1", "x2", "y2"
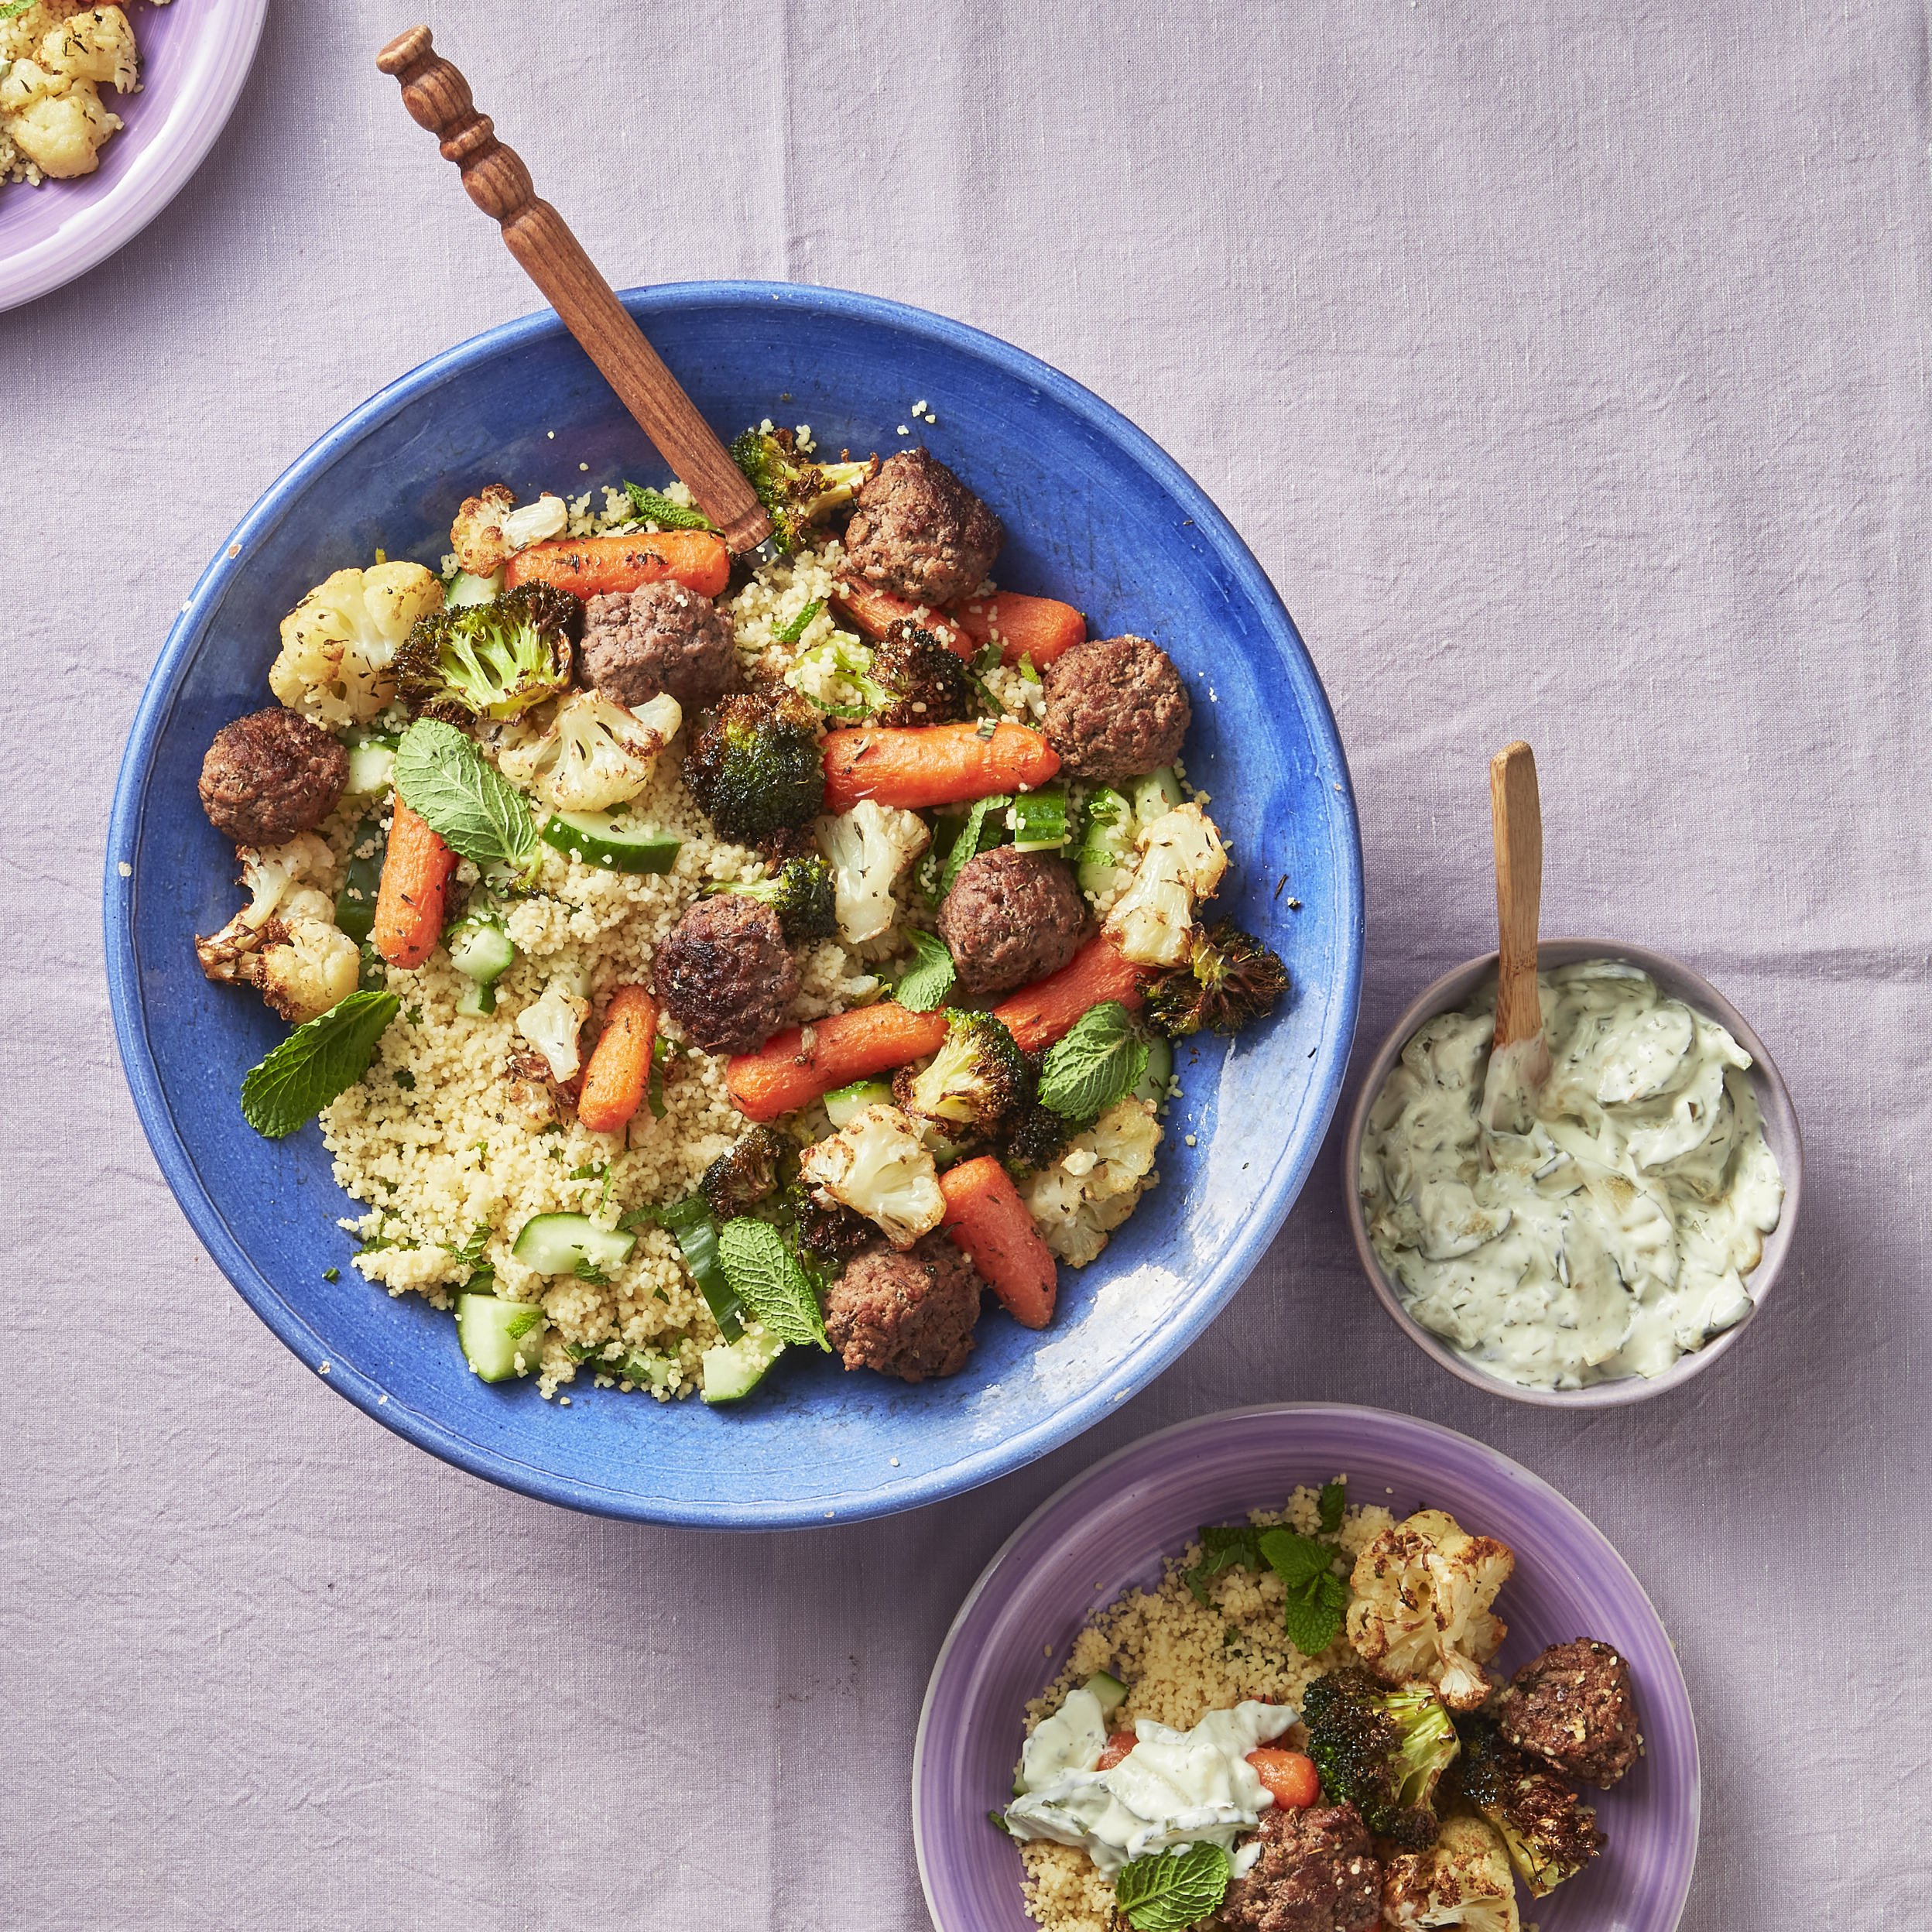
[
  {"x1": 1451, "y1": 1718, "x2": 1606, "y2": 1898},
  {"x1": 1301, "y1": 1667, "x2": 1459, "y2": 1852},
  {"x1": 730, "y1": 426, "x2": 879, "y2": 554},
  {"x1": 894, "y1": 1009, "x2": 1028, "y2": 1133},
  {"x1": 781, "y1": 1180, "x2": 875, "y2": 1268},
  {"x1": 867, "y1": 621, "x2": 981, "y2": 727},
  {"x1": 1002, "y1": 1101, "x2": 1073, "y2": 1180},
  {"x1": 703, "y1": 855, "x2": 838, "y2": 944},
  {"x1": 1142, "y1": 921, "x2": 1290, "y2": 1038},
  {"x1": 701, "y1": 1124, "x2": 793, "y2": 1222},
  {"x1": 392, "y1": 582, "x2": 577, "y2": 722},
  {"x1": 683, "y1": 686, "x2": 827, "y2": 846}
]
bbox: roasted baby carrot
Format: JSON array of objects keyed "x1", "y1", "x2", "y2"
[
  {"x1": 938, "y1": 1156, "x2": 1058, "y2": 1329},
  {"x1": 372, "y1": 800, "x2": 458, "y2": 970},
  {"x1": 991, "y1": 933, "x2": 1149, "y2": 1051},
  {"x1": 820, "y1": 722, "x2": 1060, "y2": 814},
  {"x1": 576, "y1": 986, "x2": 659, "y2": 1136},
  {"x1": 725, "y1": 1003, "x2": 950, "y2": 1123},
  {"x1": 948, "y1": 590, "x2": 1086, "y2": 667},
  {"x1": 504, "y1": 529, "x2": 731, "y2": 599},
  {"x1": 831, "y1": 581, "x2": 972, "y2": 656}
]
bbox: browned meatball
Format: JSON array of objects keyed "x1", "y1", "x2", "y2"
[
  {"x1": 824, "y1": 1235, "x2": 981, "y2": 1382},
  {"x1": 581, "y1": 581, "x2": 738, "y2": 711},
  {"x1": 840, "y1": 448, "x2": 1002, "y2": 606},
  {"x1": 1221, "y1": 1803, "x2": 1382, "y2": 1932},
  {"x1": 198, "y1": 707, "x2": 348, "y2": 848},
  {"x1": 1040, "y1": 635, "x2": 1191, "y2": 782},
  {"x1": 937, "y1": 846, "x2": 1086, "y2": 998},
  {"x1": 1495, "y1": 1639, "x2": 1641, "y2": 1789},
  {"x1": 652, "y1": 896, "x2": 797, "y2": 1057}
]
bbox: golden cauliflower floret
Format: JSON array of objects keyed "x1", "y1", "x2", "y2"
[
  {"x1": 2, "y1": 66, "x2": 118, "y2": 177},
  {"x1": 1102, "y1": 803, "x2": 1228, "y2": 968},
  {"x1": 1380, "y1": 1813, "x2": 1519, "y2": 1930},
  {"x1": 41, "y1": 6, "x2": 140, "y2": 91},
  {"x1": 269, "y1": 562, "x2": 444, "y2": 730},
  {"x1": 497, "y1": 690, "x2": 679, "y2": 813},
  {"x1": 1347, "y1": 1509, "x2": 1514, "y2": 1711},
  {"x1": 194, "y1": 835, "x2": 357, "y2": 1025},
  {"x1": 1021, "y1": 1096, "x2": 1163, "y2": 1266},
  {"x1": 797, "y1": 1103, "x2": 944, "y2": 1249}
]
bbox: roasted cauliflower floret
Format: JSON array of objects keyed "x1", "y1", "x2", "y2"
[
  {"x1": 797, "y1": 1103, "x2": 945, "y2": 1249},
  {"x1": 194, "y1": 835, "x2": 358, "y2": 1024},
  {"x1": 1, "y1": 63, "x2": 119, "y2": 177},
  {"x1": 269, "y1": 563, "x2": 445, "y2": 730},
  {"x1": 1102, "y1": 802, "x2": 1228, "y2": 968},
  {"x1": 497, "y1": 690, "x2": 679, "y2": 813},
  {"x1": 448, "y1": 485, "x2": 568, "y2": 578},
  {"x1": 1020, "y1": 1096, "x2": 1162, "y2": 1266},
  {"x1": 41, "y1": 6, "x2": 140, "y2": 91},
  {"x1": 1380, "y1": 1813, "x2": 1520, "y2": 1931},
  {"x1": 1347, "y1": 1509, "x2": 1515, "y2": 1711},
  {"x1": 814, "y1": 799, "x2": 931, "y2": 944},
  {"x1": 516, "y1": 978, "x2": 591, "y2": 1084}
]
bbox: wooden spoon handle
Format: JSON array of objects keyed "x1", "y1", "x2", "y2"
[
  {"x1": 1490, "y1": 741, "x2": 1543, "y2": 1048},
  {"x1": 375, "y1": 25, "x2": 772, "y2": 556}
]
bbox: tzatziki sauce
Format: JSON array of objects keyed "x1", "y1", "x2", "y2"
[
  {"x1": 1003, "y1": 1688, "x2": 1297, "y2": 1875},
  {"x1": 1358, "y1": 960, "x2": 1783, "y2": 1391}
]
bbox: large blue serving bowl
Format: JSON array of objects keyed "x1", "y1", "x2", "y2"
[{"x1": 105, "y1": 283, "x2": 1363, "y2": 1528}]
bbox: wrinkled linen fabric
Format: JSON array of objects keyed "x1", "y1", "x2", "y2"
[{"x1": 2, "y1": 2, "x2": 1925, "y2": 1927}]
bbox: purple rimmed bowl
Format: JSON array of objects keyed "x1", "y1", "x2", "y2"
[
  {"x1": 913, "y1": 1403, "x2": 1697, "y2": 1932},
  {"x1": 1341, "y1": 939, "x2": 1804, "y2": 1408}
]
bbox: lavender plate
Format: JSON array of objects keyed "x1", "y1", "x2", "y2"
[
  {"x1": 913, "y1": 1404, "x2": 1697, "y2": 1932},
  {"x1": 0, "y1": 0, "x2": 266, "y2": 313}
]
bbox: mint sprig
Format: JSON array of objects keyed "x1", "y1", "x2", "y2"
[
  {"x1": 1113, "y1": 1842, "x2": 1231, "y2": 1932},
  {"x1": 1037, "y1": 1001, "x2": 1148, "y2": 1120},
  {"x1": 894, "y1": 929, "x2": 956, "y2": 1012},
  {"x1": 718, "y1": 1218, "x2": 828, "y2": 1350},
  {"x1": 240, "y1": 990, "x2": 400, "y2": 1139},
  {"x1": 939, "y1": 791, "x2": 1011, "y2": 896},
  {"x1": 393, "y1": 718, "x2": 540, "y2": 882},
  {"x1": 1259, "y1": 1526, "x2": 1349, "y2": 1656}
]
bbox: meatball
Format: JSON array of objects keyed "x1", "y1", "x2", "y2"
[
  {"x1": 198, "y1": 707, "x2": 348, "y2": 848},
  {"x1": 1495, "y1": 1639, "x2": 1641, "y2": 1789},
  {"x1": 1040, "y1": 634, "x2": 1191, "y2": 783},
  {"x1": 839, "y1": 447, "x2": 1002, "y2": 606},
  {"x1": 1220, "y1": 1803, "x2": 1382, "y2": 1932},
  {"x1": 580, "y1": 580, "x2": 738, "y2": 711},
  {"x1": 824, "y1": 1234, "x2": 981, "y2": 1382},
  {"x1": 652, "y1": 896, "x2": 797, "y2": 1057},
  {"x1": 937, "y1": 845, "x2": 1086, "y2": 998}
]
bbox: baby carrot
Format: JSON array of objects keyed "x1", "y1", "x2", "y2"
[
  {"x1": 948, "y1": 590, "x2": 1086, "y2": 667},
  {"x1": 991, "y1": 933, "x2": 1149, "y2": 1052},
  {"x1": 372, "y1": 800, "x2": 458, "y2": 970},
  {"x1": 577, "y1": 986, "x2": 659, "y2": 1135},
  {"x1": 726, "y1": 1003, "x2": 950, "y2": 1123},
  {"x1": 821, "y1": 722, "x2": 1060, "y2": 814},
  {"x1": 504, "y1": 529, "x2": 731, "y2": 599},
  {"x1": 831, "y1": 581, "x2": 972, "y2": 656},
  {"x1": 938, "y1": 1156, "x2": 1058, "y2": 1329},
  {"x1": 1246, "y1": 1749, "x2": 1320, "y2": 1810}
]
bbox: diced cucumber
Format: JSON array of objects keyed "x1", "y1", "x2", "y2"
[
  {"x1": 456, "y1": 979, "x2": 498, "y2": 1018},
  {"x1": 446, "y1": 569, "x2": 502, "y2": 609},
  {"x1": 699, "y1": 1330, "x2": 785, "y2": 1404},
  {"x1": 1074, "y1": 786, "x2": 1136, "y2": 899},
  {"x1": 510, "y1": 1213, "x2": 636, "y2": 1277},
  {"x1": 1132, "y1": 1033, "x2": 1173, "y2": 1108},
  {"x1": 344, "y1": 737, "x2": 399, "y2": 798},
  {"x1": 540, "y1": 810, "x2": 683, "y2": 875},
  {"x1": 456, "y1": 1293, "x2": 545, "y2": 1382},
  {"x1": 1085, "y1": 1670, "x2": 1130, "y2": 1716},
  {"x1": 824, "y1": 1077, "x2": 896, "y2": 1128},
  {"x1": 1130, "y1": 767, "x2": 1184, "y2": 826},
  {"x1": 1011, "y1": 784, "x2": 1070, "y2": 852},
  {"x1": 334, "y1": 816, "x2": 387, "y2": 944},
  {"x1": 447, "y1": 916, "x2": 515, "y2": 985}
]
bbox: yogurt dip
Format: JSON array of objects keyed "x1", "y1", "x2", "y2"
[{"x1": 1358, "y1": 960, "x2": 1783, "y2": 1390}]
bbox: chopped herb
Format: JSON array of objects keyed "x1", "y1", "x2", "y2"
[
  {"x1": 572, "y1": 1257, "x2": 612, "y2": 1287},
  {"x1": 1318, "y1": 1476, "x2": 1348, "y2": 1535},
  {"x1": 987, "y1": 1810, "x2": 1012, "y2": 1835},
  {"x1": 623, "y1": 481, "x2": 715, "y2": 531},
  {"x1": 940, "y1": 792, "x2": 1010, "y2": 896},
  {"x1": 1182, "y1": 1523, "x2": 1266, "y2": 1605},
  {"x1": 1016, "y1": 653, "x2": 1040, "y2": 684},
  {"x1": 404, "y1": 1006, "x2": 423, "y2": 1027},
  {"x1": 322, "y1": 1268, "x2": 340, "y2": 1283},
  {"x1": 776, "y1": 597, "x2": 825, "y2": 646},
  {"x1": 392, "y1": 1067, "x2": 416, "y2": 1090}
]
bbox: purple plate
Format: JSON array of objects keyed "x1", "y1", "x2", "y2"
[
  {"x1": 914, "y1": 1404, "x2": 1697, "y2": 1932},
  {"x1": 0, "y1": 0, "x2": 266, "y2": 313}
]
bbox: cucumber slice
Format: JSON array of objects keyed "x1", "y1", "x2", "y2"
[
  {"x1": 344, "y1": 738, "x2": 398, "y2": 798},
  {"x1": 1132, "y1": 1034, "x2": 1173, "y2": 1108},
  {"x1": 1085, "y1": 1670, "x2": 1129, "y2": 1716},
  {"x1": 1011, "y1": 784, "x2": 1070, "y2": 852},
  {"x1": 1130, "y1": 767, "x2": 1184, "y2": 826},
  {"x1": 334, "y1": 817, "x2": 387, "y2": 944},
  {"x1": 540, "y1": 810, "x2": 682, "y2": 875},
  {"x1": 510, "y1": 1213, "x2": 636, "y2": 1277},
  {"x1": 447, "y1": 917, "x2": 514, "y2": 985},
  {"x1": 456, "y1": 1293, "x2": 545, "y2": 1382},
  {"x1": 456, "y1": 979, "x2": 498, "y2": 1018},
  {"x1": 700, "y1": 1330, "x2": 785, "y2": 1404},
  {"x1": 446, "y1": 569, "x2": 503, "y2": 609},
  {"x1": 824, "y1": 1077, "x2": 895, "y2": 1128},
  {"x1": 655, "y1": 1196, "x2": 745, "y2": 1341}
]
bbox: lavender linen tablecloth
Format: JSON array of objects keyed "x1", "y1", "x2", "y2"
[{"x1": 4, "y1": 2, "x2": 1925, "y2": 1926}]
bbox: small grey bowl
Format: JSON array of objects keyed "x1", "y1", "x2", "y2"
[{"x1": 1341, "y1": 937, "x2": 1804, "y2": 1408}]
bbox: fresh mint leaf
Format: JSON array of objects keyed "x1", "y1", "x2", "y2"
[
  {"x1": 776, "y1": 597, "x2": 825, "y2": 646},
  {"x1": 1258, "y1": 1526, "x2": 1335, "y2": 1591},
  {"x1": 895, "y1": 928, "x2": 956, "y2": 1012},
  {"x1": 940, "y1": 792, "x2": 1010, "y2": 896},
  {"x1": 504, "y1": 1306, "x2": 543, "y2": 1341},
  {"x1": 241, "y1": 990, "x2": 400, "y2": 1138},
  {"x1": 623, "y1": 481, "x2": 715, "y2": 531},
  {"x1": 1181, "y1": 1523, "x2": 1264, "y2": 1605},
  {"x1": 718, "y1": 1218, "x2": 828, "y2": 1350},
  {"x1": 1279, "y1": 1570, "x2": 1349, "y2": 1658},
  {"x1": 393, "y1": 718, "x2": 540, "y2": 880},
  {"x1": 1318, "y1": 1478, "x2": 1348, "y2": 1536},
  {"x1": 1037, "y1": 1002, "x2": 1148, "y2": 1121},
  {"x1": 1113, "y1": 1842, "x2": 1231, "y2": 1932}
]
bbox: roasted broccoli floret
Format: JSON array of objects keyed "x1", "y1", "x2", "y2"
[
  {"x1": 1143, "y1": 921, "x2": 1290, "y2": 1038},
  {"x1": 1301, "y1": 1667, "x2": 1460, "y2": 1852},
  {"x1": 868, "y1": 621, "x2": 981, "y2": 727},
  {"x1": 683, "y1": 686, "x2": 827, "y2": 846},
  {"x1": 894, "y1": 1009, "x2": 1029, "y2": 1132},
  {"x1": 730, "y1": 426, "x2": 879, "y2": 553},
  {"x1": 392, "y1": 582, "x2": 577, "y2": 722},
  {"x1": 703, "y1": 856, "x2": 838, "y2": 943},
  {"x1": 701, "y1": 1124, "x2": 793, "y2": 1221},
  {"x1": 1002, "y1": 1101, "x2": 1073, "y2": 1180},
  {"x1": 781, "y1": 1181, "x2": 875, "y2": 1267},
  {"x1": 1451, "y1": 1718, "x2": 1606, "y2": 1898}
]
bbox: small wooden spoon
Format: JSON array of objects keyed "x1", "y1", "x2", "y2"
[
  {"x1": 1481, "y1": 740, "x2": 1550, "y2": 1136},
  {"x1": 376, "y1": 25, "x2": 775, "y2": 560}
]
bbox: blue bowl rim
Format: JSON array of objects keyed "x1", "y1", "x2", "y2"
[{"x1": 103, "y1": 280, "x2": 1366, "y2": 1527}]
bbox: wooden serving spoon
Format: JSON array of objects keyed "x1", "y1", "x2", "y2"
[
  {"x1": 376, "y1": 25, "x2": 776, "y2": 560},
  {"x1": 1480, "y1": 739, "x2": 1550, "y2": 1138}
]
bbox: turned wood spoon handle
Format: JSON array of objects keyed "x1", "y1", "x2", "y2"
[
  {"x1": 1490, "y1": 740, "x2": 1543, "y2": 1050},
  {"x1": 376, "y1": 25, "x2": 772, "y2": 557}
]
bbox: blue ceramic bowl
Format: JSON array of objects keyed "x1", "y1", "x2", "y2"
[{"x1": 105, "y1": 283, "x2": 1363, "y2": 1527}]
